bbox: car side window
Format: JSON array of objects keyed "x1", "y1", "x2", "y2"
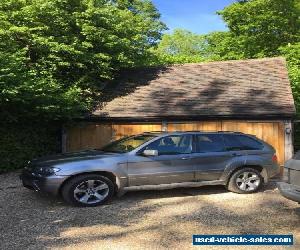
[
  {"x1": 194, "y1": 134, "x2": 225, "y2": 153},
  {"x1": 143, "y1": 135, "x2": 192, "y2": 155},
  {"x1": 223, "y1": 134, "x2": 263, "y2": 151}
]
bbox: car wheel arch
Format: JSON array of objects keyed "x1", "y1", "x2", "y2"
[
  {"x1": 58, "y1": 171, "x2": 119, "y2": 196},
  {"x1": 224, "y1": 165, "x2": 266, "y2": 184}
]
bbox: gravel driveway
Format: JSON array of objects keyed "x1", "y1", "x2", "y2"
[{"x1": 0, "y1": 172, "x2": 299, "y2": 250}]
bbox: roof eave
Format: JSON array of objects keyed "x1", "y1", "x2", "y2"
[{"x1": 77, "y1": 113, "x2": 296, "y2": 123}]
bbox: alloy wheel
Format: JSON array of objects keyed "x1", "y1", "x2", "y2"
[
  {"x1": 73, "y1": 179, "x2": 109, "y2": 205},
  {"x1": 235, "y1": 171, "x2": 261, "y2": 191}
]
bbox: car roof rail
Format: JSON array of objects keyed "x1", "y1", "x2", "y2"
[
  {"x1": 217, "y1": 131, "x2": 242, "y2": 133},
  {"x1": 143, "y1": 131, "x2": 167, "y2": 133},
  {"x1": 143, "y1": 130, "x2": 244, "y2": 134}
]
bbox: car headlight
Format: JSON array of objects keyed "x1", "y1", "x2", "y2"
[{"x1": 34, "y1": 166, "x2": 61, "y2": 176}]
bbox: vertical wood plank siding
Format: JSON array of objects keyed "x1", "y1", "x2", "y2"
[
  {"x1": 66, "y1": 121, "x2": 285, "y2": 165},
  {"x1": 112, "y1": 124, "x2": 162, "y2": 140},
  {"x1": 66, "y1": 124, "x2": 112, "y2": 152}
]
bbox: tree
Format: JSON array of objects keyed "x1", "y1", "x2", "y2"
[
  {"x1": 152, "y1": 0, "x2": 300, "y2": 63},
  {"x1": 204, "y1": 31, "x2": 244, "y2": 60},
  {"x1": 0, "y1": 0, "x2": 166, "y2": 122},
  {"x1": 156, "y1": 29, "x2": 207, "y2": 56},
  {"x1": 149, "y1": 29, "x2": 208, "y2": 64},
  {"x1": 280, "y1": 43, "x2": 300, "y2": 110},
  {"x1": 218, "y1": 0, "x2": 300, "y2": 58}
]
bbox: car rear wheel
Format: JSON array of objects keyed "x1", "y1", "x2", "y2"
[
  {"x1": 227, "y1": 168, "x2": 263, "y2": 194},
  {"x1": 61, "y1": 174, "x2": 114, "y2": 207}
]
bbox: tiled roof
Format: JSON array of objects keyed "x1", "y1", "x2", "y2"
[{"x1": 91, "y1": 57, "x2": 295, "y2": 120}]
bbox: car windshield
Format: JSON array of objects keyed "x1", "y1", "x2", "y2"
[{"x1": 101, "y1": 134, "x2": 157, "y2": 153}]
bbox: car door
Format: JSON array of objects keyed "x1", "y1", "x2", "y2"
[
  {"x1": 127, "y1": 134, "x2": 195, "y2": 186},
  {"x1": 190, "y1": 134, "x2": 233, "y2": 181}
]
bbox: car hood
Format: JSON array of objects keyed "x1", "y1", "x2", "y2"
[{"x1": 30, "y1": 150, "x2": 121, "y2": 166}]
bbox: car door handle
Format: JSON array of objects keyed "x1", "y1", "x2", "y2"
[{"x1": 181, "y1": 157, "x2": 189, "y2": 160}]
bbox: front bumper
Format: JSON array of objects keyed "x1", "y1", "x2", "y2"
[
  {"x1": 277, "y1": 182, "x2": 300, "y2": 203},
  {"x1": 20, "y1": 170, "x2": 69, "y2": 196}
]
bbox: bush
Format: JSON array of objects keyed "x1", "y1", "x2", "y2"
[{"x1": 0, "y1": 121, "x2": 61, "y2": 173}]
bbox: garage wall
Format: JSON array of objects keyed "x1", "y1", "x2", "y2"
[
  {"x1": 66, "y1": 123, "x2": 162, "y2": 152},
  {"x1": 65, "y1": 120, "x2": 285, "y2": 165},
  {"x1": 66, "y1": 124, "x2": 113, "y2": 152}
]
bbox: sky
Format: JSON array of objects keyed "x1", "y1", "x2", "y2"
[{"x1": 152, "y1": 0, "x2": 237, "y2": 34}]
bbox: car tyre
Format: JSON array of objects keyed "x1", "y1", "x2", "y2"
[
  {"x1": 61, "y1": 174, "x2": 115, "y2": 207},
  {"x1": 227, "y1": 168, "x2": 263, "y2": 194}
]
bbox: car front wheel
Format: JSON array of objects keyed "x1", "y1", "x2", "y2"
[
  {"x1": 227, "y1": 168, "x2": 263, "y2": 194},
  {"x1": 61, "y1": 174, "x2": 114, "y2": 207}
]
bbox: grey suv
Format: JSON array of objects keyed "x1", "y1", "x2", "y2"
[{"x1": 21, "y1": 131, "x2": 279, "y2": 206}]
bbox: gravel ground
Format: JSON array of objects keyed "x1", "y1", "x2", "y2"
[{"x1": 0, "y1": 172, "x2": 299, "y2": 250}]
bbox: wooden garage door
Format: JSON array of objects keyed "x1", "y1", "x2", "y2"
[
  {"x1": 66, "y1": 123, "x2": 162, "y2": 152},
  {"x1": 66, "y1": 124, "x2": 113, "y2": 152},
  {"x1": 111, "y1": 124, "x2": 162, "y2": 139},
  {"x1": 167, "y1": 121, "x2": 285, "y2": 165}
]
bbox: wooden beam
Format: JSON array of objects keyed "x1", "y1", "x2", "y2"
[{"x1": 284, "y1": 120, "x2": 293, "y2": 162}]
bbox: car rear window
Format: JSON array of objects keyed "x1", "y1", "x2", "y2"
[{"x1": 223, "y1": 134, "x2": 263, "y2": 151}]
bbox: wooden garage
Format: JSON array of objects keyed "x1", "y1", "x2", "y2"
[{"x1": 64, "y1": 57, "x2": 296, "y2": 167}]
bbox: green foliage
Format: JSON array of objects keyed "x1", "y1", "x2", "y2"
[
  {"x1": 153, "y1": 0, "x2": 300, "y2": 63},
  {"x1": 149, "y1": 29, "x2": 208, "y2": 64},
  {"x1": 204, "y1": 31, "x2": 244, "y2": 60},
  {"x1": 148, "y1": 49, "x2": 204, "y2": 65},
  {"x1": 218, "y1": 0, "x2": 300, "y2": 58},
  {"x1": 156, "y1": 29, "x2": 208, "y2": 56},
  {"x1": 280, "y1": 43, "x2": 300, "y2": 112},
  {"x1": 0, "y1": 0, "x2": 166, "y2": 122},
  {"x1": 0, "y1": 0, "x2": 166, "y2": 171},
  {"x1": 0, "y1": 121, "x2": 61, "y2": 172}
]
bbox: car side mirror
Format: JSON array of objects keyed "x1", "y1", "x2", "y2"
[{"x1": 142, "y1": 149, "x2": 158, "y2": 157}]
